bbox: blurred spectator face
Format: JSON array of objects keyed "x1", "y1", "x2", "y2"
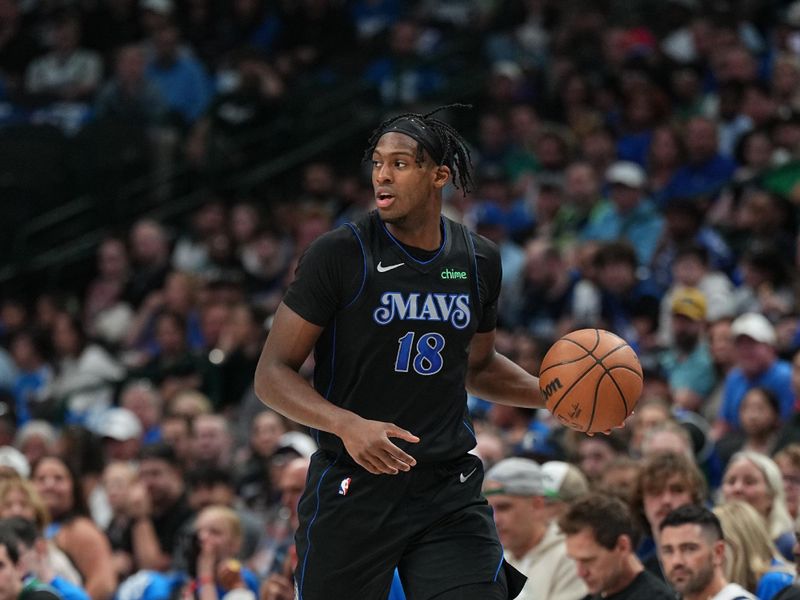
[
  {"x1": 98, "y1": 239, "x2": 129, "y2": 280},
  {"x1": 631, "y1": 403, "x2": 670, "y2": 451},
  {"x1": 200, "y1": 303, "x2": 229, "y2": 349},
  {"x1": 0, "y1": 486, "x2": 36, "y2": 523},
  {"x1": 733, "y1": 335, "x2": 774, "y2": 378},
  {"x1": 0, "y1": 301, "x2": 26, "y2": 334},
  {"x1": 192, "y1": 415, "x2": 231, "y2": 464},
  {"x1": 130, "y1": 221, "x2": 168, "y2": 265},
  {"x1": 389, "y1": 20, "x2": 418, "y2": 56},
  {"x1": 708, "y1": 320, "x2": 734, "y2": 369},
  {"x1": 742, "y1": 87, "x2": 776, "y2": 126},
  {"x1": 577, "y1": 438, "x2": 618, "y2": 484},
  {"x1": 10, "y1": 333, "x2": 40, "y2": 372},
  {"x1": 739, "y1": 388, "x2": 779, "y2": 438},
  {"x1": 649, "y1": 126, "x2": 682, "y2": 169},
  {"x1": 671, "y1": 254, "x2": 704, "y2": 287},
  {"x1": 487, "y1": 489, "x2": 542, "y2": 559},
  {"x1": 139, "y1": 457, "x2": 182, "y2": 505},
  {"x1": 153, "y1": 23, "x2": 179, "y2": 62},
  {"x1": 189, "y1": 482, "x2": 234, "y2": 511},
  {"x1": 565, "y1": 163, "x2": 599, "y2": 208},
  {"x1": 103, "y1": 462, "x2": 137, "y2": 513},
  {"x1": 279, "y1": 458, "x2": 309, "y2": 530},
  {"x1": 51, "y1": 314, "x2": 80, "y2": 358},
  {"x1": 251, "y1": 411, "x2": 286, "y2": 458},
  {"x1": 472, "y1": 431, "x2": 505, "y2": 470},
  {"x1": 774, "y1": 121, "x2": 800, "y2": 154},
  {"x1": 722, "y1": 457, "x2": 773, "y2": 518},
  {"x1": 303, "y1": 163, "x2": 335, "y2": 197},
  {"x1": 18, "y1": 434, "x2": 53, "y2": 468},
  {"x1": 479, "y1": 114, "x2": 507, "y2": 152},
  {"x1": 193, "y1": 202, "x2": 226, "y2": 238},
  {"x1": 523, "y1": 240, "x2": 558, "y2": 287},
  {"x1": 195, "y1": 507, "x2": 240, "y2": 560},
  {"x1": 581, "y1": 130, "x2": 615, "y2": 174},
  {"x1": 643, "y1": 473, "x2": 694, "y2": 532},
  {"x1": 671, "y1": 68, "x2": 701, "y2": 105},
  {"x1": 536, "y1": 186, "x2": 563, "y2": 222},
  {"x1": 597, "y1": 259, "x2": 635, "y2": 296},
  {"x1": 741, "y1": 131, "x2": 773, "y2": 170},
  {"x1": 599, "y1": 463, "x2": 640, "y2": 502},
  {"x1": 792, "y1": 351, "x2": 800, "y2": 398},
  {"x1": 508, "y1": 105, "x2": 539, "y2": 144},
  {"x1": 230, "y1": 203, "x2": 260, "y2": 246},
  {"x1": 609, "y1": 183, "x2": 641, "y2": 213},
  {"x1": 116, "y1": 45, "x2": 146, "y2": 86},
  {"x1": 536, "y1": 134, "x2": 568, "y2": 171},
  {"x1": 775, "y1": 454, "x2": 800, "y2": 519},
  {"x1": 672, "y1": 314, "x2": 702, "y2": 352},
  {"x1": 164, "y1": 272, "x2": 195, "y2": 313},
  {"x1": 121, "y1": 384, "x2": 161, "y2": 430},
  {"x1": 155, "y1": 313, "x2": 186, "y2": 356},
  {"x1": 31, "y1": 458, "x2": 74, "y2": 519},
  {"x1": 161, "y1": 416, "x2": 191, "y2": 462},
  {"x1": 53, "y1": 16, "x2": 80, "y2": 53},
  {"x1": 719, "y1": 46, "x2": 758, "y2": 84},
  {"x1": 685, "y1": 118, "x2": 718, "y2": 164},
  {"x1": 641, "y1": 429, "x2": 692, "y2": 459},
  {"x1": 294, "y1": 212, "x2": 332, "y2": 253}
]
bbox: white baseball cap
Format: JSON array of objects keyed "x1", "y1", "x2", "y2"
[
  {"x1": 731, "y1": 312, "x2": 777, "y2": 346},
  {"x1": 606, "y1": 161, "x2": 647, "y2": 188}
]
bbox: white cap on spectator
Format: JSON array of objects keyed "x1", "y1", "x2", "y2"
[
  {"x1": 484, "y1": 457, "x2": 545, "y2": 496},
  {"x1": 0, "y1": 446, "x2": 29, "y2": 478},
  {"x1": 541, "y1": 461, "x2": 589, "y2": 502},
  {"x1": 731, "y1": 312, "x2": 777, "y2": 346},
  {"x1": 606, "y1": 161, "x2": 647, "y2": 188},
  {"x1": 96, "y1": 408, "x2": 143, "y2": 441},
  {"x1": 276, "y1": 431, "x2": 318, "y2": 458},
  {"x1": 492, "y1": 61, "x2": 523, "y2": 82},
  {"x1": 140, "y1": 0, "x2": 174, "y2": 14},
  {"x1": 787, "y1": 1, "x2": 800, "y2": 27}
]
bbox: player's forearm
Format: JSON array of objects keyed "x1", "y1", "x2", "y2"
[
  {"x1": 466, "y1": 351, "x2": 544, "y2": 408},
  {"x1": 254, "y1": 361, "x2": 358, "y2": 437}
]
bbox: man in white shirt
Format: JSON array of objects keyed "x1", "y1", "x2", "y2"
[{"x1": 484, "y1": 458, "x2": 586, "y2": 600}]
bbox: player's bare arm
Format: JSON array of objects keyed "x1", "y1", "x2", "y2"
[
  {"x1": 465, "y1": 329, "x2": 545, "y2": 409},
  {"x1": 255, "y1": 302, "x2": 419, "y2": 475}
]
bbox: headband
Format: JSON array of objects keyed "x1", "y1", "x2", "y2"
[{"x1": 381, "y1": 116, "x2": 445, "y2": 165}]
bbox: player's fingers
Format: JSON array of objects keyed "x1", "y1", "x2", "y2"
[
  {"x1": 379, "y1": 448, "x2": 413, "y2": 472},
  {"x1": 385, "y1": 425, "x2": 420, "y2": 444},
  {"x1": 357, "y1": 454, "x2": 387, "y2": 475},
  {"x1": 382, "y1": 440, "x2": 417, "y2": 468}
]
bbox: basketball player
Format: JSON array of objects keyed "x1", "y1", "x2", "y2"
[{"x1": 255, "y1": 107, "x2": 545, "y2": 599}]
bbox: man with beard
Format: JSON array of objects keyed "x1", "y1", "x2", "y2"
[
  {"x1": 660, "y1": 504, "x2": 756, "y2": 600},
  {"x1": 659, "y1": 287, "x2": 716, "y2": 412}
]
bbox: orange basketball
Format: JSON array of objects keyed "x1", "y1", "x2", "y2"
[{"x1": 539, "y1": 329, "x2": 643, "y2": 433}]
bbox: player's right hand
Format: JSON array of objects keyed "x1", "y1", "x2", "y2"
[{"x1": 338, "y1": 414, "x2": 419, "y2": 475}]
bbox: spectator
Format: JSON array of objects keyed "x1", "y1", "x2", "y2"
[
  {"x1": 82, "y1": 238, "x2": 133, "y2": 348},
  {"x1": 0, "y1": 525, "x2": 59, "y2": 600},
  {"x1": 660, "y1": 504, "x2": 756, "y2": 600},
  {"x1": 190, "y1": 415, "x2": 232, "y2": 470},
  {"x1": 559, "y1": 493, "x2": 674, "y2": 599},
  {"x1": 575, "y1": 432, "x2": 627, "y2": 488},
  {"x1": 145, "y1": 21, "x2": 211, "y2": 127},
  {"x1": 539, "y1": 461, "x2": 590, "y2": 523},
  {"x1": 24, "y1": 10, "x2": 102, "y2": 104},
  {"x1": 582, "y1": 161, "x2": 663, "y2": 266},
  {"x1": 30, "y1": 456, "x2": 116, "y2": 600},
  {"x1": 774, "y1": 444, "x2": 800, "y2": 520},
  {"x1": 720, "y1": 451, "x2": 796, "y2": 561},
  {"x1": 102, "y1": 460, "x2": 138, "y2": 579},
  {"x1": 9, "y1": 330, "x2": 53, "y2": 426},
  {"x1": 716, "y1": 387, "x2": 782, "y2": 468},
  {"x1": 714, "y1": 313, "x2": 793, "y2": 438},
  {"x1": 713, "y1": 501, "x2": 794, "y2": 600},
  {"x1": 483, "y1": 457, "x2": 587, "y2": 600},
  {"x1": 597, "y1": 457, "x2": 640, "y2": 504},
  {"x1": 631, "y1": 451, "x2": 707, "y2": 580},
  {"x1": 125, "y1": 220, "x2": 172, "y2": 311},
  {"x1": 119, "y1": 381, "x2": 163, "y2": 445},
  {"x1": 13, "y1": 421, "x2": 56, "y2": 469},
  {"x1": 94, "y1": 408, "x2": 143, "y2": 463}
]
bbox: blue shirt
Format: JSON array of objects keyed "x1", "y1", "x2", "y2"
[
  {"x1": 146, "y1": 57, "x2": 212, "y2": 124},
  {"x1": 758, "y1": 559, "x2": 795, "y2": 600},
  {"x1": 658, "y1": 155, "x2": 737, "y2": 206},
  {"x1": 581, "y1": 199, "x2": 664, "y2": 265},
  {"x1": 719, "y1": 361, "x2": 794, "y2": 428},
  {"x1": 660, "y1": 342, "x2": 716, "y2": 398}
]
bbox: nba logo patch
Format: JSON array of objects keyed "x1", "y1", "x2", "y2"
[{"x1": 339, "y1": 477, "x2": 352, "y2": 496}]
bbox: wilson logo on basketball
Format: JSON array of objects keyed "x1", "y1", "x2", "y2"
[{"x1": 541, "y1": 378, "x2": 563, "y2": 400}]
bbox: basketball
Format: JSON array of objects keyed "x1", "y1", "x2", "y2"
[{"x1": 539, "y1": 329, "x2": 643, "y2": 433}]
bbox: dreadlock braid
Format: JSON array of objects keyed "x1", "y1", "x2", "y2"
[{"x1": 363, "y1": 104, "x2": 475, "y2": 194}]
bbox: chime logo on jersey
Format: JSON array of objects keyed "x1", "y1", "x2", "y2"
[
  {"x1": 339, "y1": 477, "x2": 352, "y2": 496},
  {"x1": 373, "y1": 292, "x2": 471, "y2": 329}
]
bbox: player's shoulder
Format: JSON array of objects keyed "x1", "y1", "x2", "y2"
[{"x1": 465, "y1": 228, "x2": 501, "y2": 263}]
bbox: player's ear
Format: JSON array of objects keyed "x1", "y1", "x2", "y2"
[{"x1": 433, "y1": 165, "x2": 450, "y2": 189}]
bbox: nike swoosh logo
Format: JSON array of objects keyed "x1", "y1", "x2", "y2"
[
  {"x1": 377, "y1": 261, "x2": 404, "y2": 273},
  {"x1": 459, "y1": 467, "x2": 477, "y2": 483}
]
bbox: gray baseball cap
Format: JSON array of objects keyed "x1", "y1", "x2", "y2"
[{"x1": 484, "y1": 457, "x2": 545, "y2": 497}]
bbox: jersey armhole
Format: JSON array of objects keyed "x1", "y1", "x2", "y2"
[
  {"x1": 343, "y1": 222, "x2": 367, "y2": 308},
  {"x1": 464, "y1": 228, "x2": 484, "y2": 326}
]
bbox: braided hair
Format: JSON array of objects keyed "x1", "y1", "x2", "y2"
[{"x1": 363, "y1": 104, "x2": 475, "y2": 194}]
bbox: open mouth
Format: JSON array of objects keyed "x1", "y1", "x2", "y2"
[{"x1": 376, "y1": 192, "x2": 395, "y2": 208}]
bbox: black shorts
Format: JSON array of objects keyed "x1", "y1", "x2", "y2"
[{"x1": 294, "y1": 451, "x2": 525, "y2": 600}]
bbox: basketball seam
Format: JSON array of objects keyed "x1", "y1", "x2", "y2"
[
  {"x1": 586, "y1": 371, "x2": 607, "y2": 432},
  {"x1": 538, "y1": 351, "x2": 591, "y2": 376},
  {"x1": 538, "y1": 330, "x2": 599, "y2": 377},
  {"x1": 547, "y1": 343, "x2": 630, "y2": 416}
]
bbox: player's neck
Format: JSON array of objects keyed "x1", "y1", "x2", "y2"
[{"x1": 385, "y1": 212, "x2": 443, "y2": 251}]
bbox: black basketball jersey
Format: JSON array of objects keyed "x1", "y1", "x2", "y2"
[{"x1": 289, "y1": 211, "x2": 496, "y2": 464}]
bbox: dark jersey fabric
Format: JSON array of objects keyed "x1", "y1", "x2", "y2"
[
  {"x1": 283, "y1": 211, "x2": 501, "y2": 463},
  {"x1": 581, "y1": 570, "x2": 675, "y2": 600}
]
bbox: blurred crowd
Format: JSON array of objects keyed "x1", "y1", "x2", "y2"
[{"x1": 6, "y1": 0, "x2": 800, "y2": 599}]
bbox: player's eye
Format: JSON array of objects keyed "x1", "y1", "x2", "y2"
[
  {"x1": 371, "y1": 160, "x2": 382, "y2": 168},
  {"x1": 395, "y1": 161, "x2": 406, "y2": 168}
]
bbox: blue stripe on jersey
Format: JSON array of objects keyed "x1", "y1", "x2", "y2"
[
  {"x1": 379, "y1": 216, "x2": 448, "y2": 265},
  {"x1": 462, "y1": 419, "x2": 475, "y2": 439},
  {"x1": 299, "y1": 456, "x2": 339, "y2": 599},
  {"x1": 492, "y1": 555, "x2": 504, "y2": 582},
  {"x1": 344, "y1": 223, "x2": 367, "y2": 308},
  {"x1": 466, "y1": 229, "x2": 481, "y2": 304}
]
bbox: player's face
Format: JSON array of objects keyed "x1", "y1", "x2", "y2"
[
  {"x1": 659, "y1": 523, "x2": 720, "y2": 596},
  {"x1": 565, "y1": 528, "x2": 625, "y2": 595},
  {"x1": 371, "y1": 132, "x2": 446, "y2": 227}
]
